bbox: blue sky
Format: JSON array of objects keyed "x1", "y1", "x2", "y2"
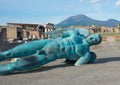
[{"x1": 0, "y1": 0, "x2": 120, "y2": 25}]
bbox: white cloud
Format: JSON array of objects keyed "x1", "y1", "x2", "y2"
[
  {"x1": 116, "y1": 0, "x2": 120, "y2": 6},
  {"x1": 91, "y1": 0, "x2": 102, "y2": 3}
]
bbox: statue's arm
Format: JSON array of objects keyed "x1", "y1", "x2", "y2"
[
  {"x1": 74, "y1": 52, "x2": 91, "y2": 66},
  {"x1": 62, "y1": 28, "x2": 90, "y2": 38},
  {"x1": 62, "y1": 31, "x2": 71, "y2": 38},
  {"x1": 62, "y1": 30, "x2": 78, "y2": 38}
]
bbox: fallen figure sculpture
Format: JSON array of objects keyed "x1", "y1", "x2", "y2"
[{"x1": 0, "y1": 28, "x2": 102, "y2": 75}]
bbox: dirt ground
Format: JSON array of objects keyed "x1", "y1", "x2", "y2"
[{"x1": 0, "y1": 42, "x2": 120, "y2": 85}]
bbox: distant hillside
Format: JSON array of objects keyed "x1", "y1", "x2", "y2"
[{"x1": 56, "y1": 14, "x2": 120, "y2": 27}]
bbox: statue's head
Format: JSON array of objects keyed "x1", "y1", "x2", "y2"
[{"x1": 86, "y1": 33, "x2": 102, "y2": 46}]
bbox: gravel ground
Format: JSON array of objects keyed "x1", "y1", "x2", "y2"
[{"x1": 0, "y1": 42, "x2": 120, "y2": 85}]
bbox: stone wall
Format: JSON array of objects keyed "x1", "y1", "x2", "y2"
[
  {"x1": 6, "y1": 27, "x2": 17, "y2": 40},
  {"x1": 102, "y1": 35, "x2": 120, "y2": 42},
  {"x1": 0, "y1": 28, "x2": 7, "y2": 42},
  {"x1": 93, "y1": 26, "x2": 120, "y2": 33},
  {"x1": 0, "y1": 42, "x2": 21, "y2": 51}
]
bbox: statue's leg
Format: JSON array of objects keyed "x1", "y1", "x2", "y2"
[
  {"x1": 87, "y1": 52, "x2": 96, "y2": 64},
  {"x1": 0, "y1": 40, "x2": 50, "y2": 61},
  {"x1": 0, "y1": 53, "x2": 57, "y2": 75}
]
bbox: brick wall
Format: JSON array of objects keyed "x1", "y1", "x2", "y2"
[{"x1": 6, "y1": 27, "x2": 17, "y2": 39}]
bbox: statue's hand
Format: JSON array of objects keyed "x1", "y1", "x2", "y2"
[{"x1": 74, "y1": 52, "x2": 91, "y2": 66}]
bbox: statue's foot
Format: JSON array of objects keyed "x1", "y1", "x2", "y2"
[
  {"x1": 0, "y1": 53, "x2": 6, "y2": 61},
  {"x1": 0, "y1": 65, "x2": 13, "y2": 75}
]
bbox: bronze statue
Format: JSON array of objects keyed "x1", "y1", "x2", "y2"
[{"x1": 0, "y1": 28, "x2": 102, "y2": 74}]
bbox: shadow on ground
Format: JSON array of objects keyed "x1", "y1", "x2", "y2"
[
  {"x1": 2, "y1": 56, "x2": 120, "y2": 76},
  {"x1": 95, "y1": 57, "x2": 120, "y2": 64},
  {"x1": 1, "y1": 63, "x2": 73, "y2": 76}
]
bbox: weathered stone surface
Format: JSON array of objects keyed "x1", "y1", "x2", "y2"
[
  {"x1": 0, "y1": 42, "x2": 120, "y2": 85},
  {"x1": 107, "y1": 36, "x2": 116, "y2": 42}
]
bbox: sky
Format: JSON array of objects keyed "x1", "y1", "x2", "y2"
[{"x1": 0, "y1": 0, "x2": 120, "y2": 25}]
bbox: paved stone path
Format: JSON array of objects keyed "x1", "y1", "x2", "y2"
[{"x1": 0, "y1": 42, "x2": 120, "y2": 85}]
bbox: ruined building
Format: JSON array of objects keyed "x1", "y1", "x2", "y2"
[{"x1": 0, "y1": 23, "x2": 55, "y2": 42}]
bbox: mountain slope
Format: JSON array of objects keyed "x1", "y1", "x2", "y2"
[{"x1": 56, "y1": 14, "x2": 120, "y2": 27}]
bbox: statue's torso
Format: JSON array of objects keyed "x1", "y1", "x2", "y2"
[{"x1": 43, "y1": 34, "x2": 89, "y2": 60}]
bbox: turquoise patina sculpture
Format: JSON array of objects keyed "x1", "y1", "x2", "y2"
[{"x1": 0, "y1": 28, "x2": 102, "y2": 74}]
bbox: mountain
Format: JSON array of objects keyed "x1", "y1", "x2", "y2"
[{"x1": 56, "y1": 14, "x2": 120, "y2": 27}]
